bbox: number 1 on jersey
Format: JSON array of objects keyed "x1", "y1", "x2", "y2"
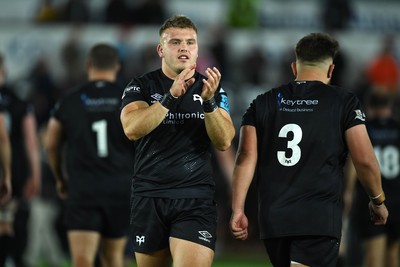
[
  {"x1": 92, "y1": 120, "x2": 108, "y2": 157},
  {"x1": 277, "y1": 123, "x2": 302, "y2": 166}
]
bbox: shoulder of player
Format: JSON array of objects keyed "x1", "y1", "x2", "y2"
[{"x1": 125, "y1": 69, "x2": 163, "y2": 91}]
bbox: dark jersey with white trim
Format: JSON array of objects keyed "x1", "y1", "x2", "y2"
[
  {"x1": 1, "y1": 87, "x2": 33, "y2": 197},
  {"x1": 121, "y1": 69, "x2": 231, "y2": 198},
  {"x1": 241, "y1": 81, "x2": 365, "y2": 239},
  {"x1": 355, "y1": 117, "x2": 400, "y2": 210},
  {"x1": 52, "y1": 81, "x2": 134, "y2": 206}
]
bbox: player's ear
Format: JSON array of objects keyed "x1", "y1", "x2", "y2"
[
  {"x1": 157, "y1": 44, "x2": 163, "y2": 58},
  {"x1": 327, "y1": 64, "x2": 335, "y2": 79},
  {"x1": 291, "y1": 62, "x2": 297, "y2": 77}
]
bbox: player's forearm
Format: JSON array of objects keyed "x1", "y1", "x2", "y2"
[
  {"x1": 23, "y1": 115, "x2": 41, "y2": 181},
  {"x1": 204, "y1": 109, "x2": 235, "y2": 151},
  {"x1": 0, "y1": 116, "x2": 11, "y2": 180},
  {"x1": 231, "y1": 165, "x2": 255, "y2": 213},
  {"x1": 0, "y1": 139, "x2": 11, "y2": 180},
  {"x1": 354, "y1": 156, "x2": 383, "y2": 200},
  {"x1": 47, "y1": 147, "x2": 64, "y2": 184},
  {"x1": 231, "y1": 150, "x2": 257, "y2": 213},
  {"x1": 121, "y1": 102, "x2": 168, "y2": 141}
]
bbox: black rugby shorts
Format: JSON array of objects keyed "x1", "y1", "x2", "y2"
[
  {"x1": 130, "y1": 196, "x2": 217, "y2": 253},
  {"x1": 264, "y1": 235, "x2": 340, "y2": 267},
  {"x1": 65, "y1": 204, "x2": 130, "y2": 238}
]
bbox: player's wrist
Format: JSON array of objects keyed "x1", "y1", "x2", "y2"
[
  {"x1": 203, "y1": 97, "x2": 218, "y2": 113},
  {"x1": 369, "y1": 191, "x2": 385, "y2": 206},
  {"x1": 160, "y1": 92, "x2": 178, "y2": 110}
]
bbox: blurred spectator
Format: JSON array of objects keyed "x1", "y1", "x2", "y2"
[
  {"x1": 366, "y1": 34, "x2": 400, "y2": 94},
  {"x1": 28, "y1": 57, "x2": 58, "y2": 128},
  {"x1": 59, "y1": 0, "x2": 90, "y2": 23},
  {"x1": 136, "y1": 44, "x2": 160, "y2": 75},
  {"x1": 321, "y1": 0, "x2": 354, "y2": 31},
  {"x1": 227, "y1": 0, "x2": 259, "y2": 28},
  {"x1": 34, "y1": 0, "x2": 60, "y2": 23},
  {"x1": 279, "y1": 46, "x2": 296, "y2": 84},
  {"x1": 240, "y1": 45, "x2": 268, "y2": 85},
  {"x1": 59, "y1": 28, "x2": 85, "y2": 92},
  {"x1": 210, "y1": 27, "x2": 229, "y2": 81},
  {"x1": 131, "y1": 0, "x2": 166, "y2": 25},
  {"x1": 330, "y1": 50, "x2": 348, "y2": 87},
  {"x1": 104, "y1": 0, "x2": 131, "y2": 24}
]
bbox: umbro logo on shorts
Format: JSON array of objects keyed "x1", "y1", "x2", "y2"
[{"x1": 198, "y1": 231, "x2": 212, "y2": 243}]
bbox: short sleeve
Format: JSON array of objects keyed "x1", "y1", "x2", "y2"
[
  {"x1": 343, "y1": 92, "x2": 366, "y2": 130},
  {"x1": 241, "y1": 98, "x2": 257, "y2": 127},
  {"x1": 121, "y1": 78, "x2": 146, "y2": 109},
  {"x1": 51, "y1": 98, "x2": 65, "y2": 122}
]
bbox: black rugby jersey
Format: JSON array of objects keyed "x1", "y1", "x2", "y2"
[
  {"x1": 1, "y1": 87, "x2": 33, "y2": 197},
  {"x1": 0, "y1": 93, "x2": 4, "y2": 111},
  {"x1": 355, "y1": 117, "x2": 400, "y2": 209},
  {"x1": 121, "y1": 69, "x2": 230, "y2": 198},
  {"x1": 52, "y1": 81, "x2": 134, "y2": 206},
  {"x1": 242, "y1": 80, "x2": 365, "y2": 239}
]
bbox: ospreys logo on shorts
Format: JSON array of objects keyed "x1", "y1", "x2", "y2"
[
  {"x1": 198, "y1": 231, "x2": 212, "y2": 243},
  {"x1": 136, "y1": 235, "x2": 145, "y2": 246}
]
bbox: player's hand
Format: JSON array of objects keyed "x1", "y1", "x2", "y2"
[
  {"x1": 170, "y1": 64, "x2": 196, "y2": 97},
  {"x1": 24, "y1": 175, "x2": 40, "y2": 200},
  {"x1": 368, "y1": 201, "x2": 388, "y2": 225},
  {"x1": 56, "y1": 178, "x2": 68, "y2": 199},
  {"x1": 0, "y1": 176, "x2": 12, "y2": 205},
  {"x1": 230, "y1": 211, "x2": 249, "y2": 240},
  {"x1": 201, "y1": 67, "x2": 221, "y2": 101}
]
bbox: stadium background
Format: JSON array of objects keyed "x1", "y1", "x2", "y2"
[{"x1": 0, "y1": 0, "x2": 399, "y2": 266}]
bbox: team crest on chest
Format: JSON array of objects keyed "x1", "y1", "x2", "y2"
[{"x1": 193, "y1": 94, "x2": 203, "y2": 105}]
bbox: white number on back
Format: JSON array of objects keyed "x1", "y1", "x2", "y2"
[
  {"x1": 92, "y1": 120, "x2": 108, "y2": 157},
  {"x1": 277, "y1": 123, "x2": 302, "y2": 166},
  {"x1": 374, "y1": 145, "x2": 399, "y2": 179}
]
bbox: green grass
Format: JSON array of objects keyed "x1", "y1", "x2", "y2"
[
  {"x1": 36, "y1": 258, "x2": 272, "y2": 267},
  {"x1": 213, "y1": 258, "x2": 272, "y2": 267}
]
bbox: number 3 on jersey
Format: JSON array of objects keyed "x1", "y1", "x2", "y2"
[
  {"x1": 277, "y1": 123, "x2": 302, "y2": 166},
  {"x1": 92, "y1": 120, "x2": 108, "y2": 157}
]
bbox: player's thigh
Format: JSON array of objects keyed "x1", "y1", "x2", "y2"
[
  {"x1": 134, "y1": 248, "x2": 171, "y2": 267},
  {"x1": 100, "y1": 236, "x2": 127, "y2": 267},
  {"x1": 68, "y1": 230, "x2": 101, "y2": 262},
  {"x1": 100, "y1": 236, "x2": 128, "y2": 257},
  {"x1": 363, "y1": 234, "x2": 386, "y2": 267},
  {"x1": 386, "y1": 239, "x2": 400, "y2": 267},
  {"x1": 170, "y1": 237, "x2": 214, "y2": 267}
]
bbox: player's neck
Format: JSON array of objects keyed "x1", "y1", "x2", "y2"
[
  {"x1": 88, "y1": 70, "x2": 116, "y2": 82},
  {"x1": 295, "y1": 70, "x2": 328, "y2": 84}
]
